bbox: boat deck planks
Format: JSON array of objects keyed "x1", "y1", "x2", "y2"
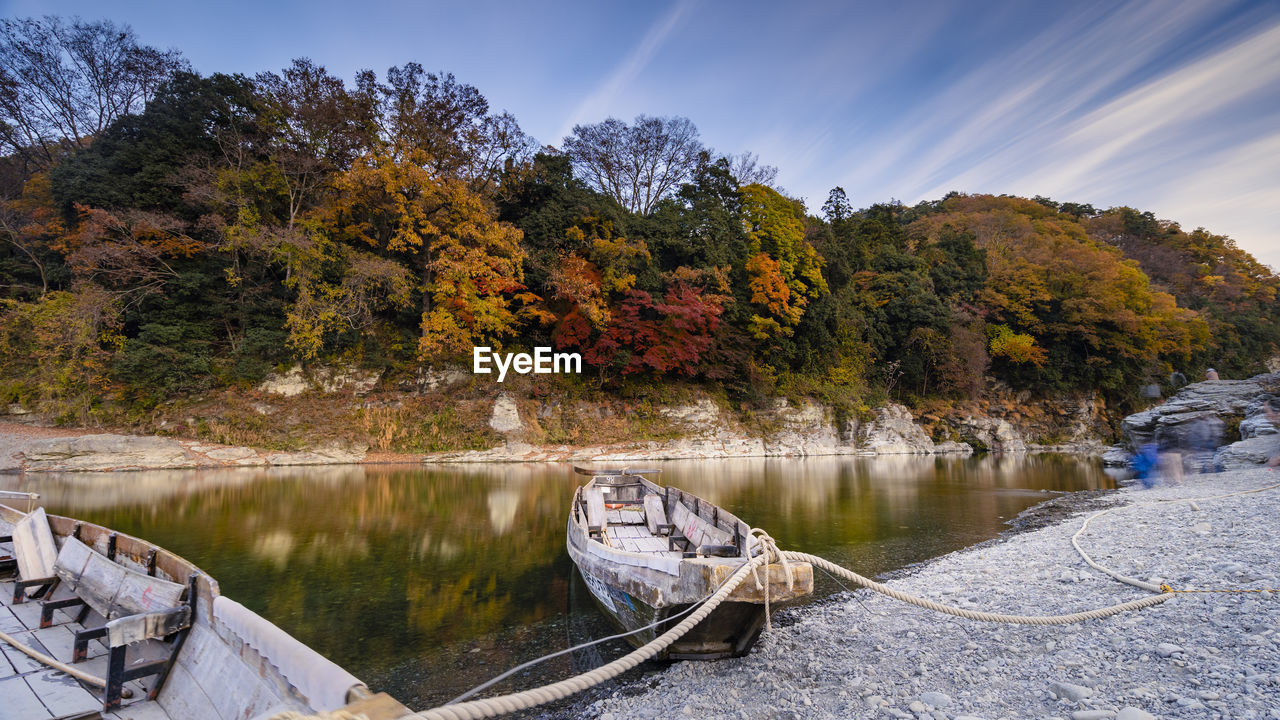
[
  {"x1": 0, "y1": 558, "x2": 176, "y2": 720},
  {"x1": 0, "y1": 674, "x2": 54, "y2": 719},
  {"x1": 23, "y1": 667, "x2": 101, "y2": 718},
  {"x1": 603, "y1": 525, "x2": 681, "y2": 558}
]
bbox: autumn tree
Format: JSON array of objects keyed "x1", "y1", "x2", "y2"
[
  {"x1": 0, "y1": 172, "x2": 64, "y2": 296},
  {"x1": 562, "y1": 115, "x2": 704, "y2": 215},
  {"x1": 317, "y1": 145, "x2": 529, "y2": 360},
  {"x1": 909, "y1": 195, "x2": 1209, "y2": 395},
  {"x1": 739, "y1": 183, "x2": 826, "y2": 339},
  {"x1": 0, "y1": 17, "x2": 186, "y2": 169}
]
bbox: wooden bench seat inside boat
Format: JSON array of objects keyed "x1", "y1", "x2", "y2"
[
  {"x1": 8, "y1": 507, "x2": 59, "y2": 600},
  {"x1": 9, "y1": 517, "x2": 195, "y2": 712},
  {"x1": 584, "y1": 487, "x2": 608, "y2": 540}
]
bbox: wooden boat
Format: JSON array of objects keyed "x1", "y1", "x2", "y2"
[
  {"x1": 565, "y1": 468, "x2": 812, "y2": 660},
  {"x1": 0, "y1": 492, "x2": 412, "y2": 720}
]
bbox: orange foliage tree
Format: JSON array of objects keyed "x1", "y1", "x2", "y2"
[{"x1": 314, "y1": 144, "x2": 531, "y2": 360}]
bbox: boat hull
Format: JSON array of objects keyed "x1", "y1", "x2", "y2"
[
  {"x1": 576, "y1": 565, "x2": 768, "y2": 660},
  {"x1": 565, "y1": 476, "x2": 811, "y2": 661}
]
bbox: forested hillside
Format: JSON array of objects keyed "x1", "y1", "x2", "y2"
[{"x1": 2, "y1": 18, "x2": 1277, "y2": 435}]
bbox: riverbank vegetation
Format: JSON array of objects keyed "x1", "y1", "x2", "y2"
[{"x1": 2, "y1": 17, "x2": 1277, "y2": 445}]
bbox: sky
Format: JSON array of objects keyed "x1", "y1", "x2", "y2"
[{"x1": 5, "y1": 0, "x2": 1279, "y2": 269}]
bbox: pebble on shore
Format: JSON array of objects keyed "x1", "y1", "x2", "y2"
[{"x1": 590, "y1": 468, "x2": 1280, "y2": 720}]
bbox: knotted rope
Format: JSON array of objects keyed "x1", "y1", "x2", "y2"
[{"x1": 747, "y1": 528, "x2": 796, "y2": 631}]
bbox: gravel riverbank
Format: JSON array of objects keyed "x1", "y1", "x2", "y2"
[{"x1": 587, "y1": 468, "x2": 1280, "y2": 720}]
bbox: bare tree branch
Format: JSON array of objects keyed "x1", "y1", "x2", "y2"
[
  {"x1": 562, "y1": 115, "x2": 704, "y2": 215},
  {"x1": 0, "y1": 16, "x2": 186, "y2": 168}
]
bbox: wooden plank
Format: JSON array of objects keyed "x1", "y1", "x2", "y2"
[
  {"x1": 583, "y1": 488, "x2": 607, "y2": 535},
  {"x1": 0, "y1": 675, "x2": 52, "y2": 719},
  {"x1": 24, "y1": 668, "x2": 99, "y2": 718},
  {"x1": 112, "y1": 567, "x2": 183, "y2": 616},
  {"x1": 669, "y1": 501, "x2": 690, "y2": 536},
  {"x1": 30, "y1": 625, "x2": 75, "y2": 662},
  {"x1": 51, "y1": 537, "x2": 93, "y2": 595},
  {"x1": 103, "y1": 700, "x2": 175, "y2": 720},
  {"x1": 643, "y1": 495, "x2": 666, "y2": 535},
  {"x1": 106, "y1": 607, "x2": 189, "y2": 647},
  {"x1": 1, "y1": 639, "x2": 43, "y2": 676},
  {"x1": 0, "y1": 606, "x2": 26, "y2": 634},
  {"x1": 55, "y1": 538, "x2": 183, "y2": 620},
  {"x1": 9, "y1": 596, "x2": 44, "y2": 630},
  {"x1": 13, "y1": 508, "x2": 57, "y2": 596},
  {"x1": 637, "y1": 538, "x2": 669, "y2": 553},
  {"x1": 68, "y1": 548, "x2": 126, "y2": 620},
  {"x1": 153, "y1": 656, "x2": 220, "y2": 720},
  {"x1": 0, "y1": 643, "x2": 16, "y2": 680}
]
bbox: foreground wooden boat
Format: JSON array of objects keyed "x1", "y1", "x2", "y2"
[
  {"x1": 0, "y1": 493, "x2": 412, "y2": 720},
  {"x1": 566, "y1": 468, "x2": 812, "y2": 660}
]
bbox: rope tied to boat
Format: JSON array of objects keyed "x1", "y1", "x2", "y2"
[{"x1": 747, "y1": 528, "x2": 795, "y2": 632}]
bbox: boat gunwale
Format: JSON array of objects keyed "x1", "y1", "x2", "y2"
[{"x1": 0, "y1": 501, "x2": 368, "y2": 717}]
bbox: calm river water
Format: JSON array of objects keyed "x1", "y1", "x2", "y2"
[{"x1": 0, "y1": 455, "x2": 1112, "y2": 707}]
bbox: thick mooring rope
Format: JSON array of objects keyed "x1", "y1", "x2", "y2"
[
  {"x1": 408, "y1": 552, "x2": 772, "y2": 720},
  {"x1": 398, "y1": 527, "x2": 1181, "y2": 719},
  {"x1": 784, "y1": 551, "x2": 1174, "y2": 624},
  {"x1": 1071, "y1": 480, "x2": 1280, "y2": 593}
]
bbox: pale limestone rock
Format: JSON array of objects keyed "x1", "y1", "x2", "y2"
[
  {"x1": 258, "y1": 364, "x2": 383, "y2": 397},
  {"x1": 765, "y1": 399, "x2": 841, "y2": 455},
  {"x1": 205, "y1": 446, "x2": 258, "y2": 462},
  {"x1": 265, "y1": 444, "x2": 364, "y2": 466},
  {"x1": 318, "y1": 365, "x2": 381, "y2": 395},
  {"x1": 417, "y1": 367, "x2": 469, "y2": 391},
  {"x1": 858, "y1": 403, "x2": 936, "y2": 454},
  {"x1": 20, "y1": 434, "x2": 191, "y2": 471},
  {"x1": 257, "y1": 366, "x2": 308, "y2": 396},
  {"x1": 659, "y1": 399, "x2": 722, "y2": 426},
  {"x1": 489, "y1": 394, "x2": 523, "y2": 434},
  {"x1": 1215, "y1": 435, "x2": 1279, "y2": 470},
  {"x1": 1122, "y1": 373, "x2": 1278, "y2": 448},
  {"x1": 958, "y1": 416, "x2": 1028, "y2": 452}
]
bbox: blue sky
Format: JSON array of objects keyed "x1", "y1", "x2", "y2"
[{"x1": 5, "y1": 0, "x2": 1279, "y2": 269}]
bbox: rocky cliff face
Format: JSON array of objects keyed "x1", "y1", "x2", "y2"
[
  {"x1": 2, "y1": 363, "x2": 1121, "y2": 471},
  {"x1": 1119, "y1": 372, "x2": 1280, "y2": 470},
  {"x1": 5, "y1": 433, "x2": 365, "y2": 472},
  {"x1": 451, "y1": 389, "x2": 1109, "y2": 463}
]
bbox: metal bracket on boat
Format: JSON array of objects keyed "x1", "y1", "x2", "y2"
[{"x1": 695, "y1": 544, "x2": 739, "y2": 558}]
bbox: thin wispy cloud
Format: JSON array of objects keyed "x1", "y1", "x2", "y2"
[{"x1": 556, "y1": 0, "x2": 692, "y2": 139}]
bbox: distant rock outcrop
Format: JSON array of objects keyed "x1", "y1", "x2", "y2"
[
  {"x1": 1119, "y1": 372, "x2": 1279, "y2": 470},
  {"x1": 257, "y1": 364, "x2": 382, "y2": 397}
]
